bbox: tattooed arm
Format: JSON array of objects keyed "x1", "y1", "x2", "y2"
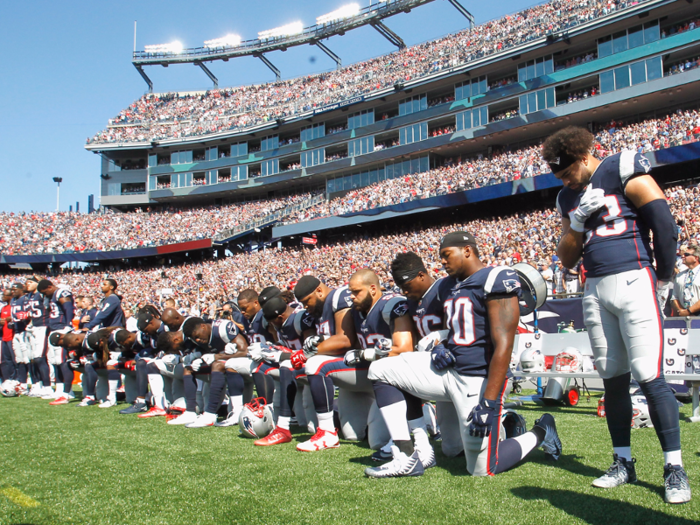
[{"x1": 484, "y1": 294, "x2": 520, "y2": 401}]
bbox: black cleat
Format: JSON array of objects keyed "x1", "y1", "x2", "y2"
[{"x1": 534, "y1": 413, "x2": 562, "y2": 460}]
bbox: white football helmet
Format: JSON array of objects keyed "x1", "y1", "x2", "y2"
[
  {"x1": 1, "y1": 380, "x2": 21, "y2": 397},
  {"x1": 239, "y1": 398, "x2": 274, "y2": 439},
  {"x1": 554, "y1": 347, "x2": 583, "y2": 373},
  {"x1": 631, "y1": 394, "x2": 653, "y2": 429},
  {"x1": 520, "y1": 348, "x2": 545, "y2": 373}
]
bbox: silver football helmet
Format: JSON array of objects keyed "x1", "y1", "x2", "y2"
[
  {"x1": 239, "y1": 398, "x2": 275, "y2": 439},
  {"x1": 520, "y1": 348, "x2": 545, "y2": 373},
  {"x1": 1, "y1": 380, "x2": 21, "y2": 397}
]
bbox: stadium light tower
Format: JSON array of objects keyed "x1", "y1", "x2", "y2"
[{"x1": 52, "y1": 177, "x2": 63, "y2": 212}]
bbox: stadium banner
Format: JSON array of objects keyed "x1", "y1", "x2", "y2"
[
  {"x1": 313, "y1": 96, "x2": 364, "y2": 115},
  {"x1": 1, "y1": 238, "x2": 212, "y2": 264},
  {"x1": 302, "y1": 237, "x2": 318, "y2": 245}
]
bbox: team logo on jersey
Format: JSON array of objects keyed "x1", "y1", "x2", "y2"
[
  {"x1": 639, "y1": 156, "x2": 651, "y2": 173},
  {"x1": 416, "y1": 308, "x2": 425, "y2": 315},
  {"x1": 503, "y1": 279, "x2": 521, "y2": 293},
  {"x1": 393, "y1": 303, "x2": 409, "y2": 317}
]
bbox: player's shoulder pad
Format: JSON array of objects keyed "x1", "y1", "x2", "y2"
[
  {"x1": 484, "y1": 266, "x2": 522, "y2": 297},
  {"x1": 381, "y1": 294, "x2": 409, "y2": 324},
  {"x1": 56, "y1": 288, "x2": 72, "y2": 300},
  {"x1": 619, "y1": 150, "x2": 652, "y2": 186},
  {"x1": 332, "y1": 285, "x2": 353, "y2": 312}
]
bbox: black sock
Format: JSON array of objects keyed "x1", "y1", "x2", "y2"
[
  {"x1": 395, "y1": 440, "x2": 414, "y2": 456},
  {"x1": 206, "y1": 371, "x2": 226, "y2": 414},
  {"x1": 639, "y1": 376, "x2": 681, "y2": 452},
  {"x1": 225, "y1": 371, "x2": 245, "y2": 397},
  {"x1": 603, "y1": 372, "x2": 632, "y2": 448}
]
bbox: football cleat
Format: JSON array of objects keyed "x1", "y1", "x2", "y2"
[
  {"x1": 214, "y1": 407, "x2": 243, "y2": 427},
  {"x1": 372, "y1": 441, "x2": 394, "y2": 462},
  {"x1": 414, "y1": 438, "x2": 436, "y2": 469},
  {"x1": 365, "y1": 446, "x2": 425, "y2": 478},
  {"x1": 41, "y1": 388, "x2": 58, "y2": 400},
  {"x1": 137, "y1": 406, "x2": 167, "y2": 418},
  {"x1": 99, "y1": 399, "x2": 117, "y2": 408},
  {"x1": 296, "y1": 428, "x2": 340, "y2": 452},
  {"x1": 167, "y1": 411, "x2": 198, "y2": 426},
  {"x1": 49, "y1": 396, "x2": 70, "y2": 406},
  {"x1": 592, "y1": 455, "x2": 637, "y2": 488},
  {"x1": 119, "y1": 402, "x2": 147, "y2": 414},
  {"x1": 77, "y1": 396, "x2": 97, "y2": 407},
  {"x1": 664, "y1": 464, "x2": 691, "y2": 504},
  {"x1": 534, "y1": 413, "x2": 562, "y2": 460},
  {"x1": 27, "y1": 385, "x2": 43, "y2": 398},
  {"x1": 185, "y1": 412, "x2": 217, "y2": 428},
  {"x1": 254, "y1": 426, "x2": 292, "y2": 446}
]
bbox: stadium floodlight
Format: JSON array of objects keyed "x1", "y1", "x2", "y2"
[
  {"x1": 316, "y1": 3, "x2": 361, "y2": 25},
  {"x1": 258, "y1": 22, "x2": 304, "y2": 40},
  {"x1": 144, "y1": 41, "x2": 184, "y2": 54},
  {"x1": 204, "y1": 34, "x2": 242, "y2": 48}
]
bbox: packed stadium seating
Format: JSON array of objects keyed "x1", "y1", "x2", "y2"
[{"x1": 87, "y1": 0, "x2": 647, "y2": 145}]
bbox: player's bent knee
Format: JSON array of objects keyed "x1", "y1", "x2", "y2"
[
  {"x1": 304, "y1": 355, "x2": 332, "y2": 376},
  {"x1": 366, "y1": 358, "x2": 390, "y2": 382}
]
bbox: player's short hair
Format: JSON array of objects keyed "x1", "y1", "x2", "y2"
[
  {"x1": 237, "y1": 289, "x2": 259, "y2": 304},
  {"x1": 37, "y1": 279, "x2": 53, "y2": 292},
  {"x1": 391, "y1": 252, "x2": 426, "y2": 286},
  {"x1": 541, "y1": 126, "x2": 594, "y2": 168},
  {"x1": 279, "y1": 290, "x2": 296, "y2": 304},
  {"x1": 182, "y1": 317, "x2": 205, "y2": 339},
  {"x1": 114, "y1": 329, "x2": 132, "y2": 346},
  {"x1": 156, "y1": 331, "x2": 175, "y2": 353},
  {"x1": 11, "y1": 282, "x2": 24, "y2": 290},
  {"x1": 138, "y1": 304, "x2": 161, "y2": 318},
  {"x1": 104, "y1": 278, "x2": 118, "y2": 290}
]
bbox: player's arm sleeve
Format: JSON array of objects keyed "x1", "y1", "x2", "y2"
[
  {"x1": 86, "y1": 297, "x2": 118, "y2": 329},
  {"x1": 62, "y1": 299, "x2": 75, "y2": 324},
  {"x1": 636, "y1": 198, "x2": 678, "y2": 281}
]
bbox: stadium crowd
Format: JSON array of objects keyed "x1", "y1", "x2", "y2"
[
  {"x1": 87, "y1": 0, "x2": 647, "y2": 145},
  {"x1": 0, "y1": 193, "x2": 318, "y2": 255}
]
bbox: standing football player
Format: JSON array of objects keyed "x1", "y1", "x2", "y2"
[
  {"x1": 9, "y1": 283, "x2": 31, "y2": 393},
  {"x1": 0, "y1": 289, "x2": 18, "y2": 383},
  {"x1": 85, "y1": 279, "x2": 125, "y2": 330},
  {"x1": 367, "y1": 232, "x2": 561, "y2": 478},
  {"x1": 543, "y1": 126, "x2": 689, "y2": 503},
  {"x1": 24, "y1": 277, "x2": 53, "y2": 398}
]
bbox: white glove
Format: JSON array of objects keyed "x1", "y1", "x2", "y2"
[
  {"x1": 190, "y1": 358, "x2": 203, "y2": 371},
  {"x1": 261, "y1": 349, "x2": 282, "y2": 364},
  {"x1": 569, "y1": 186, "x2": 606, "y2": 232},
  {"x1": 364, "y1": 338, "x2": 393, "y2": 361},
  {"x1": 202, "y1": 354, "x2": 216, "y2": 366},
  {"x1": 107, "y1": 359, "x2": 119, "y2": 367},
  {"x1": 416, "y1": 330, "x2": 450, "y2": 353},
  {"x1": 109, "y1": 351, "x2": 122, "y2": 362},
  {"x1": 656, "y1": 280, "x2": 673, "y2": 310},
  {"x1": 224, "y1": 343, "x2": 237, "y2": 355},
  {"x1": 248, "y1": 342, "x2": 264, "y2": 362},
  {"x1": 303, "y1": 335, "x2": 322, "y2": 357}
]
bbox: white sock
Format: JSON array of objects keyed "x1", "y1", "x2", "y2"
[
  {"x1": 317, "y1": 411, "x2": 335, "y2": 432},
  {"x1": 202, "y1": 412, "x2": 217, "y2": 422},
  {"x1": 614, "y1": 446, "x2": 632, "y2": 462},
  {"x1": 664, "y1": 450, "x2": 683, "y2": 467},
  {"x1": 381, "y1": 440, "x2": 394, "y2": 453},
  {"x1": 54, "y1": 384, "x2": 64, "y2": 396},
  {"x1": 230, "y1": 395, "x2": 243, "y2": 411},
  {"x1": 108, "y1": 380, "x2": 119, "y2": 402},
  {"x1": 379, "y1": 401, "x2": 411, "y2": 442},
  {"x1": 513, "y1": 432, "x2": 540, "y2": 457},
  {"x1": 148, "y1": 374, "x2": 165, "y2": 409},
  {"x1": 277, "y1": 415, "x2": 291, "y2": 430}
]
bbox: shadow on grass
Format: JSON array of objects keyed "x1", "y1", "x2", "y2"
[{"x1": 512, "y1": 486, "x2": 689, "y2": 524}]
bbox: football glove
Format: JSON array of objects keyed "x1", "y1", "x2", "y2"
[
  {"x1": 290, "y1": 350, "x2": 306, "y2": 370},
  {"x1": 468, "y1": 398, "x2": 501, "y2": 438},
  {"x1": 190, "y1": 358, "x2": 204, "y2": 372},
  {"x1": 162, "y1": 354, "x2": 179, "y2": 366},
  {"x1": 68, "y1": 360, "x2": 81, "y2": 370},
  {"x1": 416, "y1": 330, "x2": 449, "y2": 353},
  {"x1": 14, "y1": 311, "x2": 29, "y2": 321},
  {"x1": 302, "y1": 335, "x2": 322, "y2": 358},
  {"x1": 344, "y1": 349, "x2": 367, "y2": 366},
  {"x1": 123, "y1": 359, "x2": 136, "y2": 371},
  {"x1": 656, "y1": 280, "x2": 673, "y2": 309},
  {"x1": 431, "y1": 343, "x2": 456, "y2": 370},
  {"x1": 202, "y1": 354, "x2": 216, "y2": 366},
  {"x1": 248, "y1": 342, "x2": 265, "y2": 362},
  {"x1": 569, "y1": 185, "x2": 606, "y2": 232},
  {"x1": 109, "y1": 351, "x2": 122, "y2": 362},
  {"x1": 79, "y1": 356, "x2": 90, "y2": 366},
  {"x1": 261, "y1": 348, "x2": 283, "y2": 364},
  {"x1": 224, "y1": 343, "x2": 238, "y2": 355}
]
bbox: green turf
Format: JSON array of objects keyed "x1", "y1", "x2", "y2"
[{"x1": 1, "y1": 390, "x2": 699, "y2": 525}]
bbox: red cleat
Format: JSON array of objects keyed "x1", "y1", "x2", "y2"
[
  {"x1": 137, "y1": 407, "x2": 167, "y2": 418},
  {"x1": 49, "y1": 396, "x2": 70, "y2": 406},
  {"x1": 254, "y1": 426, "x2": 292, "y2": 446}
]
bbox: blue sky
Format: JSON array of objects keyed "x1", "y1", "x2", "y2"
[{"x1": 0, "y1": 0, "x2": 537, "y2": 214}]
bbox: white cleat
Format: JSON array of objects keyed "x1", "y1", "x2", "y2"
[
  {"x1": 28, "y1": 386, "x2": 44, "y2": 398},
  {"x1": 185, "y1": 412, "x2": 217, "y2": 428},
  {"x1": 365, "y1": 445, "x2": 424, "y2": 478},
  {"x1": 77, "y1": 396, "x2": 97, "y2": 407},
  {"x1": 664, "y1": 464, "x2": 691, "y2": 504},
  {"x1": 41, "y1": 390, "x2": 58, "y2": 400},
  {"x1": 214, "y1": 407, "x2": 243, "y2": 427},
  {"x1": 415, "y1": 439, "x2": 436, "y2": 469},
  {"x1": 168, "y1": 411, "x2": 199, "y2": 426},
  {"x1": 99, "y1": 398, "x2": 117, "y2": 408},
  {"x1": 296, "y1": 428, "x2": 340, "y2": 452}
]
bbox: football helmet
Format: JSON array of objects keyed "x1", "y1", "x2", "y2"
[
  {"x1": 520, "y1": 348, "x2": 545, "y2": 373},
  {"x1": 239, "y1": 398, "x2": 274, "y2": 439},
  {"x1": 631, "y1": 394, "x2": 653, "y2": 429},
  {"x1": 501, "y1": 410, "x2": 527, "y2": 439},
  {"x1": 554, "y1": 347, "x2": 583, "y2": 373},
  {"x1": 1, "y1": 380, "x2": 21, "y2": 397}
]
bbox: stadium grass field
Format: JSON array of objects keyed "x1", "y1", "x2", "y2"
[{"x1": 1, "y1": 389, "x2": 699, "y2": 525}]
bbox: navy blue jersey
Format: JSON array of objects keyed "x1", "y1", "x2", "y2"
[
  {"x1": 247, "y1": 309, "x2": 271, "y2": 344},
  {"x1": 316, "y1": 285, "x2": 353, "y2": 339},
  {"x1": 48, "y1": 288, "x2": 74, "y2": 331},
  {"x1": 10, "y1": 295, "x2": 28, "y2": 334},
  {"x1": 79, "y1": 308, "x2": 97, "y2": 329},
  {"x1": 444, "y1": 266, "x2": 522, "y2": 376},
  {"x1": 25, "y1": 291, "x2": 48, "y2": 328},
  {"x1": 557, "y1": 151, "x2": 654, "y2": 278},
  {"x1": 352, "y1": 293, "x2": 409, "y2": 349},
  {"x1": 275, "y1": 307, "x2": 315, "y2": 350},
  {"x1": 86, "y1": 295, "x2": 125, "y2": 329},
  {"x1": 409, "y1": 277, "x2": 455, "y2": 338},
  {"x1": 137, "y1": 322, "x2": 167, "y2": 350},
  {"x1": 205, "y1": 319, "x2": 241, "y2": 353}
]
